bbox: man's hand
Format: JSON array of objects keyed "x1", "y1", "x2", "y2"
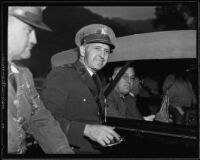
[
  {"x1": 83, "y1": 124, "x2": 120, "y2": 146},
  {"x1": 144, "y1": 115, "x2": 155, "y2": 121},
  {"x1": 57, "y1": 146, "x2": 75, "y2": 154}
]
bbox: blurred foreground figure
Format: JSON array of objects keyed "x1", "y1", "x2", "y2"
[{"x1": 8, "y1": 6, "x2": 73, "y2": 154}]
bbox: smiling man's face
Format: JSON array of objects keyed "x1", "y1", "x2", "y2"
[{"x1": 80, "y1": 43, "x2": 110, "y2": 72}]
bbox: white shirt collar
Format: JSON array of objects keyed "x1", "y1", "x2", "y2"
[
  {"x1": 86, "y1": 66, "x2": 94, "y2": 76},
  {"x1": 114, "y1": 88, "x2": 125, "y2": 99},
  {"x1": 79, "y1": 60, "x2": 95, "y2": 76},
  {"x1": 10, "y1": 63, "x2": 19, "y2": 73}
]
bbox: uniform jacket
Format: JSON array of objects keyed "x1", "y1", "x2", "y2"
[
  {"x1": 107, "y1": 89, "x2": 143, "y2": 120},
  {"x1": 8, "y1": 63, "x2": 73, "y2": 154},
  {"x1": 42, "y1": 60, "x2": 105, "y2": 154}
]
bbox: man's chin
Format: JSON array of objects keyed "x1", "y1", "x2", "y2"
[
  {"x1": 20, "y1": 51, "x2": 31, "y2": 59},
  {"x1": 93, "y1": 65, "x2": 103, "y2": 71},
  {"x1": 96, "y1": 63, "x2": 106, "y2": 69},
  {"x1": 122, "y1": 89, "x2": 130, "y2": 95}
]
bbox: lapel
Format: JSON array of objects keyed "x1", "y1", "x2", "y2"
[
  {"x1": 72, "y1": 61, "x2": 106, "y2": 122},
  {"x1": 112, "y1": 89, "x2": 127, "y2": 116},
  {"x1": 72, "y1": 61, "x2": 100, "y2": 98}
]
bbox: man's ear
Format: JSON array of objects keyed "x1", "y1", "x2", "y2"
[{"x1": 79, "y1": 46, "x2": 85, "y2": 57}]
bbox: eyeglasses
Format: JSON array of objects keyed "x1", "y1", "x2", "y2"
[{"x1": 122, "y1": 75, "x2": 136, "y2": 82}]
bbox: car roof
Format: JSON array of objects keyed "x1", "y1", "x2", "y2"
[
  {"x1": 109, "y1": 30, "x2": 196, "y2": 62},
  {"x1": 51, "y1": 30, "x2": 196, "y2": 68}
]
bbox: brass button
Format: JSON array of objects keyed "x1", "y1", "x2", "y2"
[
  {"x1": 18, "y1": 117, "x2": 25, "y2": 124},
  {"x1": 13, "y1": 99, "x2": 19, "y2": 106},
  {"x1": 83, "y1": 98, "x2": 86, "y2": 102}
]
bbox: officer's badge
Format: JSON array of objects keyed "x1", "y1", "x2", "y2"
[{"x1": 96, "y1": 27, "x2": 107, "y2": 36}]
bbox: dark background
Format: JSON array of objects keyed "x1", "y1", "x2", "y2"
[{"x1": 15, "y1": 3, "x2": 197, "y2": 79}]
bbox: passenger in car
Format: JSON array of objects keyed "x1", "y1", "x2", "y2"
[
  {"x1": 162, "y1": 74, "x2": 197, "y2": 125},
  {"x1": 137, "y1": 76, "x2": 161, "y2": 116},
  {"x1": 106, "y1": 66, "x2": 144, "y2": 120}
]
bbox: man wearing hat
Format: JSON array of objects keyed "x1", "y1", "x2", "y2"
[
  {"x1": 42, "y1": 24, "x2": 121, "y2": 154},
  {"x1": 7, "y1": 6, "x2": 74, "y2": 154}
]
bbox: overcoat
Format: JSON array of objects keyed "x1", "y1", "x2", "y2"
[
  {"x1": 8, "y1": 63, "x2": 73, "y2": 154},
  {"x1": 107, "y1": 89, "x2": 143, "y2": 120},
  {"x1": 42, "y1": 60, "x2": 105, "y2": 154}
]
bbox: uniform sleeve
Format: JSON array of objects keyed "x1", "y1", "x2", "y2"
[
  {"x1": 24, "y1": 68, "x2": 74, "y2": 154},
  {"x1": 41, "y1": 67, "x2": 86, "y2": 149},
  {"x1": 8, "y1": 79, "x2": 27, "y2": 154},
  {"x1": 8, "y1": 109, "x2": 19, "y2": 153},
  {"x1": 7, "y1": 83, "x2": 25, "y2": 153}
]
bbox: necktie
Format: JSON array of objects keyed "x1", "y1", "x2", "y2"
[
  {"x1": 92, "y1": 74, "x2": 104, "y2": 122},
  {"x1": 92, "y1": 74, "x2": 100, "y2": 94}
]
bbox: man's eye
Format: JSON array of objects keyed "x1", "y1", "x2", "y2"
[
  {"x1": 104, "y1": 50, "x2": 110, "y2": 54},
  {"x1": 26, "y1": 29, "x2": 31, "y2": 34},
  {"x1": 94, "y1": 47, "x2": 101, "y2": 51},
  {"x1": 131, "y1": 77, "x2": 136, "y2": 81},
  {"x1": 122, "y1": 75, "x2": 128, "y2": 79},
  {"x1": 26, "y1": 27, "x2": 33, "y2": 34}
]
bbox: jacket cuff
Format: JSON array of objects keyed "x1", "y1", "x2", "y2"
[
  {"x1": 67, "y1": 121, "x2": 86, "y2": 149},
  {"x1": 56, "y1": 145, "x2": 75, "y2": 154}
]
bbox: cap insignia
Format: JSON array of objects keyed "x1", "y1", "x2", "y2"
[{"x1": 97, "y1": 27, "x2": 107, "y2": 35}]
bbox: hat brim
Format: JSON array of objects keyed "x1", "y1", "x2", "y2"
[
  {"x1": 15, "y1": 15, "x2": 52, "y2": 31},
  {"x1": 85, "y1": 39, "x2": 115, "y2": 50}
]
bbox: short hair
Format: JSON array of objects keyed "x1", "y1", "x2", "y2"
[{"x1": 112, "y1": 66, "x2": 135, "y2": 78}]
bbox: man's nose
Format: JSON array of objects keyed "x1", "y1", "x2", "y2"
[
  {"x1": 30, "y1": 30, "x2": 37, "y2": 44},
  {"x1": 126, "y1": 77, "x2": 132, "y2": 83},
  {"x1": 99, "y1": 50, "x2": 106, "y2": 58}
]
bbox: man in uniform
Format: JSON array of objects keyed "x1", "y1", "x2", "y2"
[
  {"x1": 7, "y1": 6, "x2": 73, "y2": 154},
  {"x1": 42, "y1": 24, "x2": 121, "y2": 154}
]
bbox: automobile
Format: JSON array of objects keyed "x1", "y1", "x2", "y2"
[{"x1": 51, "y1": 30, "x2": 198, "y2": 157}]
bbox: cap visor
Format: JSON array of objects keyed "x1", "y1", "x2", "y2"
[
  {"x1": 86, "y1": 39, "x2": 115, "y2": 50},
  {"x1": 16, "y1": 16, "x2": 52, "y2": 31}
]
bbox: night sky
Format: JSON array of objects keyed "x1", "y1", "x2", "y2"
[
  {"x1": 19, "y1": 6, "x2": 157, "y2": 78},
  {"x1": 85, "y1": 6, "x2": 156, "y2": 20},
  {"x1": 15, "y1": 6, "x2": 197, "y2": 89}
]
